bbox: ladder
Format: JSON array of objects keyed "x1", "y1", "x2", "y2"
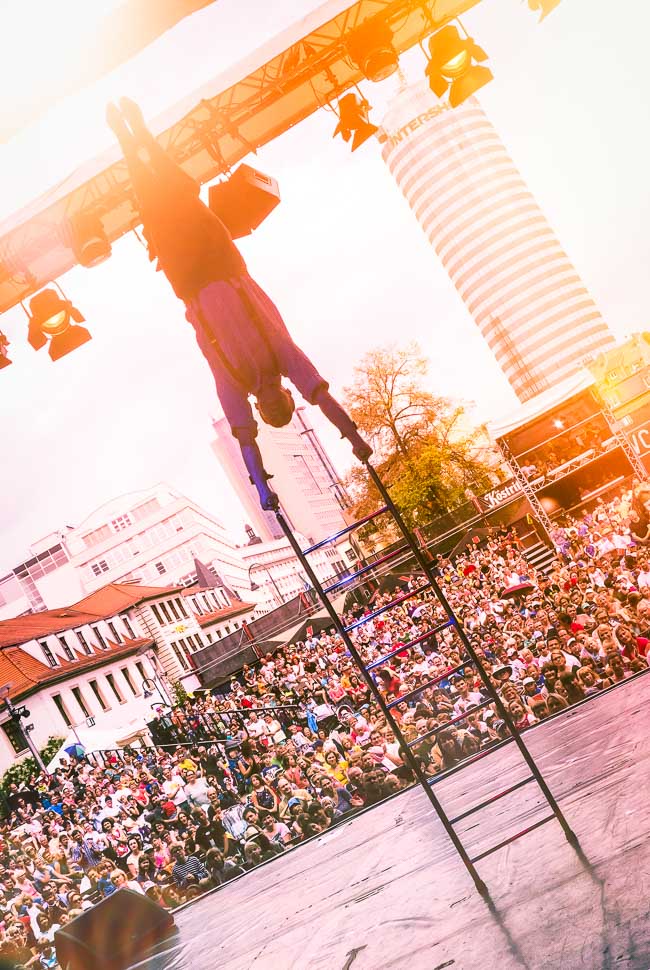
[{"x1": 271, "y1": 460, "x2": 583, "y2": 897}]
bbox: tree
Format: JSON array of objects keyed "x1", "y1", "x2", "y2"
[{"x1": 343, "y1": 343, "x2": 496, "y2": 529}]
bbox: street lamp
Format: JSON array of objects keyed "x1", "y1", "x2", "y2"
[
  {"x1": 0, "y1": 682, "x2": 48, "y2": 774},
  {"x1": 135, "y1": 645, "x2": 173, "y2": 706},
  {"x1": 248, "y1": 562, "x2": 284, "y2": 607}
]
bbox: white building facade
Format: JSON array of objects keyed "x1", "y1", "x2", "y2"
[
  {"x1": 380, "y1": 83, "x2": 615, "y2": 402},
  {"x1": 211, "y1": 407, "x2": 351, "y2": 545}
]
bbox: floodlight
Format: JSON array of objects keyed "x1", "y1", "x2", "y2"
[
  {"x1": 425, "y1": 24, "x2": 493, "y2": 108},
  {"x1": 333, "y1": 93, "x2": 378, "y2": 151},
  {"x1": 347, "y1": 18, "x2": 399, "y2": 82},
  {"x1": 27, "y1": 288, "x2": 91, "y2": 361},
  {"x1": 528, "y1": 0, "x2": 562, "y2": 21},
  {"x1": 71, "y1": 212, "x2": 111, "y2": 268}
]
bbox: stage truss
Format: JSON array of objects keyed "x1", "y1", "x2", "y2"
[{"x1": 0, "y1": 0, "x2": 479, "y2": 315}]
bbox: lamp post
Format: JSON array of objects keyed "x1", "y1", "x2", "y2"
[
  {"x1": 135, "y1": 646, "x2": 172, "y2": 706},
  {"x1": 0, "y1": 683, "x2": 48, "y2": 774},
  {"x1": 248, "y1": 562, "x2": 284, "y2": 607}
]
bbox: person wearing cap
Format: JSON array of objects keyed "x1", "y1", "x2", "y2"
[{"x1": 276, "y1": 777, "x2": 311, "y2": 822}]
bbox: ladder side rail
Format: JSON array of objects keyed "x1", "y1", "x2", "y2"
[
  {"x1": 364, "y1": 462, "x2": 580, "y2": 851},
  {"x1": 274, "y1": 506, "x2": 490, "y2": 897}
]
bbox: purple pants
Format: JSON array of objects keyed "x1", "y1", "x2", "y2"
[{"x1": 186, "y1": 275, "x2": 327, "y2": 437}]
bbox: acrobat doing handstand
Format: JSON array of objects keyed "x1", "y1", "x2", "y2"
[{"x1": 107, "y1": 97, "x2": 371, "y2": 510}]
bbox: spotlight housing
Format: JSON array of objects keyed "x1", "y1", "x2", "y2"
[
  {"x1": 28, "y1": 288, "x2": 91, "y2": 361},
  {"x1": 425, "y1": 24, "x2": 493, "y2": 108},
  {"x1": 333, "y1": 93, "x2": 378, "y2": 151},
  {"x1": 347, "y1": 19, "x2": 399, "y2": 82},
  {"x1": 71, "y1": 212, "x2": 111, "y2": 268},
  {"x1": 528, "y1": 0, "x2": 561, "y2": 20},
  {"x1": 0, "y1": 331, "x2": 11, "y2": 369}
]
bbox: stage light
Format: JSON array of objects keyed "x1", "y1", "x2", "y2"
[
  {"x1": 528, "y1": 0, "x2": 561, "y2": 21},
  {"x1": 425, "y1": 24, "x2": 493, "y2": 108},
  {"x1": 70, "y1": 212, "x2": 111, "y2": 268},
  {"x1": 0, "y1": 332, "x2": 11, "y2": 369},
  {"x1": 333, "y1": 93, "x2": 378, "y2": 151},
  {"x1": 27, "y1": 288, "x2": 91, "y2": 361},
  {"x1": 347, "y1": 18, "x2": 399, "y2": 82},
  {"x1": 553, "y1": 418, "x2": 565, "y2": 430}
]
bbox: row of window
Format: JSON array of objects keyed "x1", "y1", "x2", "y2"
[
  {"x1": 149, "y1": 589, "x2": 229, "y2": 629},
  {"x1": 51, "y1": 660, "x2": 149, "y2": 726},
  {"x1": 37, "y1": 615, "x2": 137, "y2": 668},
  {"x1": 86, "y1": 515, "x2": 186, "y2": 577},
  {"x1": 81, "y1": 499, "x2": 163, "y2": 549},
  {"x1": 1, "y1": 661, "x2": 150, "y2": 754}
]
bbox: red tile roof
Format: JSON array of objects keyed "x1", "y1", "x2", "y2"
[
  {"x1": 0, "y1": 582, "x2": 184, "y2": 648},
  {"x1": 70, "y1": 582, "x2": 186, "y2": 617},
  {"x1": 194, "y1": 600, "x2": 254, "y2": 628}
]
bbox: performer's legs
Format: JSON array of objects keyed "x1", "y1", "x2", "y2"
[
  {"x1": 236, "y1": 278, "x2": 373, "y2": 462},
  {"x1": 312, "y1": 387, "x2": 372, "y2": 462},
  {"x1": 235, "y1": 429, "x2": 280, "y2": 511}
]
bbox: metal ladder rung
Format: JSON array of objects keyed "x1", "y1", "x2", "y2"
[
  {"x1": 301, "y1": 506, "x2": 389, "y2": 556},
  {"x1": 365, "y1": 618, "x2": 454, "y2": 671},
  {"x1": 427, "y1": 736, "x2": 513, "y2": 785},
  {"x1": 469, "y1": 814, "x2": 556, "y2": 864},
  {"x1": 449, "y1": 776, "x2": 535, "y2": 825},
  {"x1": 322, "y1": 544, "x2": 410, "y2": 594},
  {"x1": 406, "y1": 698, "x2": 493, "y2": 737},
  {"x1": 344, "y1": 582, "x2": 432, "y2": 632}
]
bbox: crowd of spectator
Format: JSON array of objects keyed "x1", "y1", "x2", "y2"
[{"x1": 2, "y1": 483, "x2": 650, "y2": 968}]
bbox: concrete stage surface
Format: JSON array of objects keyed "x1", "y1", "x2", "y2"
[{"x1": 144, "y1": 676, "x2": 650, "y2": 970}]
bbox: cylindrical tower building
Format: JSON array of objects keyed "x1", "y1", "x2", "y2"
[{"x1": 380, "y1": 82, "x2": 615, "y2": 402}]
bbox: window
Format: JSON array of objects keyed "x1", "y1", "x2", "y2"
[
  {"x1": 135, "y1": 661, "x2": 147, "y2": 683},
  {"x1": 89, "y1": 679, "x2": 109, "y2": 711},
  {"x1": 150, "y1": 604, "x2": 164, "y2": 626},
  {"x1": 132, "y1": 498, "x2": 160, "y2": 521},
  {"x1": 170, "y1": 642, "x2": 189, "y2": 671},
  {"x1": 72, "y1": 687, "x2": 91, "y2": 718},
  {"x1": 76, "y1": 630, "x2": 92, "y2": 655},
  {"x1": 175, "y1": 598, "x2": 188, "y2": 619},
  {"x1": 107, "y1": 621, "x2": 121, "y2": 644},
  {"x1": 192, "y1": 597, "x2": 203, "y2": 616},
  {"x1": 2, "y1": 720, "x2": 28, "y2": 754},
  {"x1": 159, "y1": 602, "x2": 173, "y2": 624},
  {"x1": 155, "y1": 561, "x2": 166, "y2": 575},
  {"x1": 39, "y1": 640, "x2": 58, "y2": 668},
  {"x1": 121, "y1": 615, "x2": 136, "y2": 639},
  {"x1": 168, "y1": 600, "x2": 181, "y2": 622},
  {"x1": 91, "y1": 560, "x2": 110, "y2": 577},
  {"x1": 92, "y1": 625, "x2": 107, "y2": 649},
  {"x1": 110, "y1": 514, "x2": 132, "y2": 532},
  {"x1": 52, "y1": 694, "x2": 72, "y2": 727},
  {"x1": 121, "y1": 667, "x2": 139, "y2": 695},
  {"x1": 82, "y1": 525, "x2": 111, "y2": 548},
  {"x1": 57, "y1": 635, "x2": 75, "y2": 662},
  {"x1": 105, "y1": 674, "x2": 124, "y2": 703}
]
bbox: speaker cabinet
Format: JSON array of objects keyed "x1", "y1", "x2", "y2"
[
  {"x1": 54, "y1": 888, "x2": 175, "y2": 970},
  {"x1": 208, "y1": 164, "x2": 280, "y2": 239}
]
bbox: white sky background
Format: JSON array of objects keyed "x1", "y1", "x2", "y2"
[{"x1": 1, "y1": 0, "x2": 650, "y2": 567}]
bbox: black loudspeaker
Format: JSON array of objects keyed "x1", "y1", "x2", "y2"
[
  {"x1": 54, "y1": 889, "x2": 175, "y2": 970},
  {"x1": 208, "y1": 164, "x2": 280, "y2": 239}
]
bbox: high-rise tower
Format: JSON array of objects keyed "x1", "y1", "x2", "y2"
[
  {"x1": 380, "y1": 82, "x2": 615, "y2": 402},
  {"x1": 211, "y1": 408, "x2": 350, "y2": 544}
]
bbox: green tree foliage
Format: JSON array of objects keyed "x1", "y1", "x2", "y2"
[
  {"x1": 0, "y1": 736, "x2": 64, "y2": 794},
  {"x1": 343, "y1": 343, "x2": 496, "y2": 528}
]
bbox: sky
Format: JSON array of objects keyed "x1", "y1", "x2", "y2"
[{"x1": 1, "y1": 0, "x2": 650, "y2": 570}]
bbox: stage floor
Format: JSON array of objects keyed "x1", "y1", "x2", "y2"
[{"x1": 147, "y1": 675, "x2": 650, "y2": 970}]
